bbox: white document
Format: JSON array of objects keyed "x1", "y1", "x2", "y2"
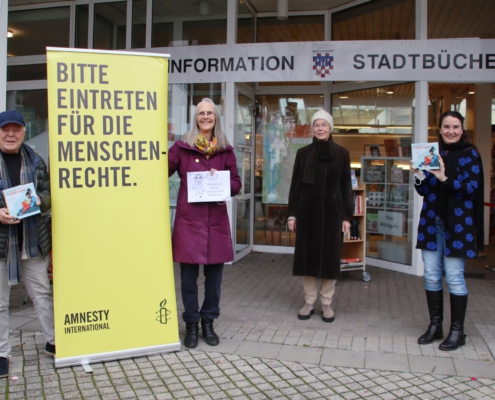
[{"x1": 187, "y1": 170, "x2": 231, "y2": 203}]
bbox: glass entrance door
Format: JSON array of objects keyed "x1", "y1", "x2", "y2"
[{"x1": 233, "y1": 85, "x2": 255, "y2": 261}]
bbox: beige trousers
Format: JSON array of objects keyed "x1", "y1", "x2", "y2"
[{"x1": 303, "y1": 276, "x2": 336, "y2": 306}]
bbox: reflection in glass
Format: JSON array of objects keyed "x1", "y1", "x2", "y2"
[
  {"x1": 8, "y1": 64, "x2": 47, "y2": 82},
  {"x1": 132, "y1": 0, "x2": 147, "y2": 48},
  {"x1": 236, "y1": 199, "x2": 251, "y2": 253},
  {"x1": 183, "y1": 19, "x2": 227, "y2": 45},
  {"x1": 167, "y1": 83, "x2": 225, "y2": 205},
  {"x1": 7, "y1": 8, "x2": 70, "y2": 56},
  {"x1": 94, "y1": 2, "x2": 127, "y2": 50},
  {"x1": 254, "y1": 94, "x2": 324, "y2": 246},
  {"x1": 332, "y1": 0, "x2": 414, "y2": 40},
  {"x1": 237, "y1": 1, "x2": 254, "y2": 44},
  {"x1": 75, "y1": 5, "x2": 89, "y2": 48},
  {"x1": 257, "y1": 16, "x2": 324, "y2": 43},
  {"x1": 6, "y1": 90, "x2": 48, "y2": 141}
]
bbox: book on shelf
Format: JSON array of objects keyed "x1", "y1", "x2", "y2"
[
  {"x1": 390, "y1": 166, "x2": 405, "y2": 183},
  {"x1": 389, "y1": 185, "x2": 408, "y2": 209},
  {"x1": 350, "y1": 170, "x2": 359, "y2": 189},
  {"x1": 400, "y1": 138, "x2": 412, "y2": 157},
  {"x1": 344, "y1": 220, "x2": 361, "y2": 241},
  {"x1": 369, "y1": 144, "x2": 380, "y2": 156},
  {"x1": 353, "y1": 192, "x2": 363, "y2": 214},
  {"x1": 365, "y1": 165, "x2": 385, "y2": 183},
  {"x1": 411, "y1": 142, "x2": 440, "y2": 170},
  {"x1": 368, "y1": 191, "x2": 385, "y2": 207},
  {"x1": 341, "y1": 258, "x2": 361, "y2": 264},
  {"x1": 366, "y1": 213, "x2": 378, "y2": 232},
  {"x1": 2, "y1": 182, "x2": 41, "y2": 220},
  {"x1": 383, "y1": 139, "x2": 400, "y2": 157}
]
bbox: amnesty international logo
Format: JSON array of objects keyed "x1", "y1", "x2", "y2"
[
  {"x1": 313, "y1": 48, "x2": 334, "y2": 78},
  {"x1": 156, "y1": 299, "x2": 171, "y2": 324}
]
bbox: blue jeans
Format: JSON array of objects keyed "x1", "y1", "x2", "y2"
[
  {"x1": 180, "y1": 263, "x2": 224, "y2": 323},
  {"x1": 422, "y1": 217, "x2": 467, "y2": 295}
]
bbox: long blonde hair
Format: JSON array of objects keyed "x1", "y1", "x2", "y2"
[{"x1": 181, "y1": 98, "x2": 230, "y2": 150}]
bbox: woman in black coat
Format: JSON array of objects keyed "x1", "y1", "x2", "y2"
[
  {"x1": 287, "y1": 109, "x2": 354, "y2": 323},
  {"x1": 412, "y1": 111, "x2": 484, "y2": 351}
]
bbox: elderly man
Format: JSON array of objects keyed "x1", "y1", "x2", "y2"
[{"x1": 0, "y1": 110, "x2": 54, "y2": 378}]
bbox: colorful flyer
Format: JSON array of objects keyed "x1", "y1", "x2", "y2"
[
  {"x1": 3, "y1": 182, "x2": 40, "y2": 219},
  {"x1": 411, "y1": 142, "x2": 440, "y2": 170}
]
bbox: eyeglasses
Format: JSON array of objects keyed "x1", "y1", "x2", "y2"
[
  {"x1": 314, "y1": 123, "x2": 329, "y2": 129},
  {"x1": 198, "y1": 111, "x2": 214, "y2": 117}
]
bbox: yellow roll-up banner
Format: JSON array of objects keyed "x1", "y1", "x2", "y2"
[{"x1": 46, "y1": 48, "x2": 179, "y2": 368}]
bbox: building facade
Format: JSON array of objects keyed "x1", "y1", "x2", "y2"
[{"x1": 1, "y1": 0, "x2": 494, "y2": 276}]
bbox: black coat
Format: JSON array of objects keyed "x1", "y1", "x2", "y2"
[{"x1": 287, "y1": 137, "x2": 353, "y2": 279}]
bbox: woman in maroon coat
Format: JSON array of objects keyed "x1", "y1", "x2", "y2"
[{"x1": 168, "y1": 98, "x2": 241, "y2": 349}]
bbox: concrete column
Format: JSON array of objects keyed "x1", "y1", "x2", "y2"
[
  {"x1": 412, "y1": 80, "x2": 429, "y2": 277},
  {"x1": 0, "y1": 0, "x2": 8, "y2": 110},
  {"x1": 474, "y1": 84, "x2": 492, "y2": 246}
]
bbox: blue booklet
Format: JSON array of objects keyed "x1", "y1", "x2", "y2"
[{"x1": 3, "y1": 182, "x2": 41, "y2": 220}]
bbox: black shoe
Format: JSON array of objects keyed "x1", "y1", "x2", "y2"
[
  {"x1": 201, "y1": 318, "x2": 219, "y2": 346},
  {"x1": 184, "y1": 322, "x2": 199, "y2": 348},
  {"x1": 439, "y1": 293, "x2": 468, "y2": 351},
  {"x1": 418, "y1": 290, "x2": 444, "y2": 344},
  {"x1": 0, "y1": 357, "x2": 8, "y2": 378},
  {"x1": 45, "y1": 342, "x2": 56, "y2": 356}
]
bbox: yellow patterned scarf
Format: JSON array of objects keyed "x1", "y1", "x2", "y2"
[{"x1": 195, "y1": 134, "x2": 217, "y2": 158}]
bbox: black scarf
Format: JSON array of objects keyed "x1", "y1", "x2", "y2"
[
  {"x1": 303, "y1": 137, "x2": 333, "y2": 184},
  {"x1": 441, "y1": 139, "x2": 485, "y2": 254}
]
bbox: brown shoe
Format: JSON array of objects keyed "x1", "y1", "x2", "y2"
[
  {"x1": 322, "y1": 304, "x2": 334, "y2": 323},
  {"x1": 298, "y1": 303, "x2": 314, "y2": 320}
]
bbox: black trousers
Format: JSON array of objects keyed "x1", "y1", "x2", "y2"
[{"x1": 180, "y1": 263, "x2": 224, "y2": 323}]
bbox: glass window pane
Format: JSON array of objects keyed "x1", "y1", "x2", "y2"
[
  {"x1": 94, "y1": 2, "x2": 127, "y2": 50},
  {"x1": 7, "y1": 64, "x2": 47, "y2": 82},
  {"x1": 257, "y1": 15, "x2": 324, "y2": 43},
  {"x1": 428, "y1": 0, "x2": 495, "y2": 39},
  {"x1": 7, "y1": 7, "x2": 70, "y2": 56},
  {"x1": 6, "y1": 89, "x2": 48, "y2": 142},
  {"x1": 75, "y1": 5, "x2": 89, "y2": 49},
  {"x1": 152, "y1": 0, "x2": 174, "y2": 48},
  {"x1": 237, "y1": 2, "x2": 254, "y2": 44},
  {"x1": 332, "y1": 0, "x2": 414, "y2": 40},
  {"x1": 254, "y1": 94, "x2": 324, "y2": 246},
  {"x1": 167, "y1": 83, "x2": 225, "y2": 206},
  {"x1": 132, "y1": 0, "x2": 147, "y2": 48},
  {"x1": 182, "y1": 19, "x2": 227, "y2": 46}
]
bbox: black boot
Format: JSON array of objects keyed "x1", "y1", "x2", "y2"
[
  {"x1": 184, "y1": 322, "x2": 199, "y2": 348},
  {"x1": 418, "y1": 290, "x2": 444, "y2": 344},
  {"x1": 439, "y1": 293, "x2": 468, "y2": 351},
  {"x1": 201, "y1": 318, "x2": 219, "y2": 346}
]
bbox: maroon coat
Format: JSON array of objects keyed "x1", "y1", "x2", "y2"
[{"x1": 168, "y1": 140, "x2": 242, "y2": 265}]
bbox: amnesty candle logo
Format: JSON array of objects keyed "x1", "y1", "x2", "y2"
[
  {"x1": 156, "y1": 299, "x2": 172, "y2": 324},
  {"x1": 312, "y1": 46, "x2": 334, "y2": 78}
]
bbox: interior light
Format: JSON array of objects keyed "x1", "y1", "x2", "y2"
[
  {"x1": 277, "y1": 0, "x2": 288, "y2": 20},
  {"x1": 468, "y1": 91, "x2": 475, "y2": 95},
  {"x1": 199, "y1": 1, "x2": 209, "y2": 16},
  {"x1": 7, "y1": 30, "x2": 13, "y2": 38},
  {"x1": 339, "y1": 96, "x2": 349, "y2": 99},
  {"x1": 387, "y1": 91, "x2": 394, "y2": 94}
]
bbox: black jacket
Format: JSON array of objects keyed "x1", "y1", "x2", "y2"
[{"x1": 0, "y1": 146, "x2": 51, "y2": 259}]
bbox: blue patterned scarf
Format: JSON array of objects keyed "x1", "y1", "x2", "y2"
[{"x1": 0, "y1": 144, "x2": 39, "y2": 284}]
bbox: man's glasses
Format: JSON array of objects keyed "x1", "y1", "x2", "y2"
[{"x1": 198, "y1": 111, "x2": 214, "y2": 117}]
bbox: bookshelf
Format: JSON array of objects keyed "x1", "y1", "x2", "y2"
[
  {"x1": 361, "y1": 156, "x2": 414, "y2": 269},
  {"x1": 341, "y1": 186, "x2": 370, "y2": 282}
]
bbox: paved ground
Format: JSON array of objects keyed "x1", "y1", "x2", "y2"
[{"x1": 3, "y1": 250, "x2": 495, "y2": 399}]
